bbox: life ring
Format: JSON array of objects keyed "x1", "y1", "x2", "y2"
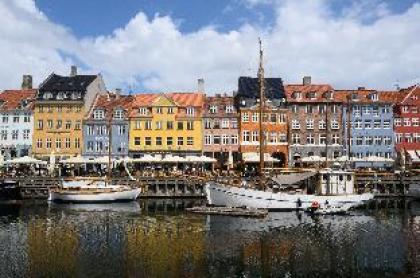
[{"x1": 311, "y1": 201, "x2": 320, "y2": 208}]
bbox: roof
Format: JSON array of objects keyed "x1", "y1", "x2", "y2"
[
  {"x1": 334, "y1": 89, "x2": 401, "y2": 104},
  {"x1": 237, "y1": 77, "x2": 286, "y2": 99},
  {"x1": 39, "y1": 74, "x2": 97, "y2": 91},
  {"x1": 0, "y1": 89, "x2": 36, "y2": 111},
  {"x1": 86, "y1": 93, "x2": 133, "y2": 120},
  {"x1": 131, "y1": 93, "x2": 160, "y2": 107},
  {"x1": 167, "y1": 92, "x2": 204, "y2": 107},
  {"x1": 400, "y1": 85, "x2": 420, "y2": 105},
  {"x1": 285, "y1": 84, "x2": 335, "y2": 103}
]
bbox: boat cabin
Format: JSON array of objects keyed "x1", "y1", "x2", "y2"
[{"x1": 318, "y1": 169, "x2": 355, "y2": 195}]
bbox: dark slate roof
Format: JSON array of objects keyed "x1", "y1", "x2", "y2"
[
  {"x1": 237, "y1": 77, "x2": 286, "y2": 99},
  {"x1": 39, "y1": 74, "x2": 97, "y2": 91}
]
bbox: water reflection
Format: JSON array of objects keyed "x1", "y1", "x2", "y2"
[{"x1": 0, "y1": 199, "x2": 418, "y2": 277}]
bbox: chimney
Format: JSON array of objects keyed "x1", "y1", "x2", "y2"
[
  {"x1": 197, "y1": 78, "x2": 205, "y2": 93},
  {"x1": 303, "y1": 76, "x2": 311, "y2": 85},
  {"x1": 357, "y1": 86, "x2": 365, "y2": 90},
  {"x1": 21, "y1": 75, "x2": 33, "y2": 90},
  {"x1": 70, "y1": 65, "x2": 77, "y2": 77}
]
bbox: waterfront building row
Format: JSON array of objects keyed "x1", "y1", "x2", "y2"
[{"x1": 0, "y1": 69, "x2": 419, "y2": 169}]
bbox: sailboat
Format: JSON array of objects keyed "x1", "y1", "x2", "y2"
[
  {"x1": 205, "y1": 39, "x2": 374, "y2": 211},
  {"x1": 48, "y1": 109, "x2": 141, "y2": 203}
]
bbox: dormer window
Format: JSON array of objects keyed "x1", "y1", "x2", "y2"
[
  {"x1": 370, "y1": 93, "x2": 378, "y2": 101},
  {"x1": 44, "y1": 92, "x2": 53, "y2": 100},
  {"x1": 306, "y1": 92, "x2": 317, "y2": 99},
  {"x1": 93, "y1": 109, "x2": 105, "y2": 119},
  {"x1": 186, "y1": 107, "x2": 195, "y2": 115},
  {"x1": 323, "y1": 91, "x2": 333, "y2": 100},
  {"x1": 292, "y1": 91, "x2": 302, "y2": 99},
  {"x1": 57, "y1": 92, "x2": 64, "y2": 100},
  {"x1": 351, "y1": 93, "x2": 359, "y2": 101},
  {"x1": 138, "y1": 107, "x2": 148, "y2": 115},
  {"x1": 114, "y1": 109, "x2": 124, "y2": 119},
  {"x1": 72, "y1": 92, "x2": 81, "y2": 100}
]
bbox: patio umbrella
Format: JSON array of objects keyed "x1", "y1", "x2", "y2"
[{"x1": 4, "y1": 156, "x2": 47, "y2": 165}]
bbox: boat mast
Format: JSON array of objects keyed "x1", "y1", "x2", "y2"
[
  {"x1": 107, "y1": 107, "x2": 112, "y2": 182},
  {"x1": 258, "y1": 38, "x2": 265, "y2": 185},
  {"x1": 325, "y1": 100, "x2": 329, "y2": 168}
]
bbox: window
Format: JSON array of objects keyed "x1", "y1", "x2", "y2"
[
  {"x1": 97, "y1": 125, "x2": 106, "y2": 135},
  {"x1": 279, "y1": 114, "x2": 286, "y2": 123},
  {"x1": 292, "y1": 134, "x2": 300, "y2": 144},
  {"x1": 37, "y1": 120, "x2": 43, "y2": 130},
  {"x1": 156, "y1": 137, "x2": 162, "y2": 146},
  {"x1": 242, "y1": 113, "x2": 249, "y2": 122},
  {"x1": 11, "y1": 130, "x2": 18, "y2": 140},
  {"x1": 156, "y1": 107, "x2": 163, "y2": 114},
  {"x1": 204, "y1": 119, "x2": 212, "y2": 129},
  {"x1": 252, "y1": 113, "x2": 258, "y2": 122},
  {"x1": 354, "y1": 120, "x2": 362, "y2": 129},
  {"x1": 66, "y1": 120, "x2": 72, "y2": 130},
  {"x1": 364, "y1": 120, "x2": 372, "y2": 129},
  {"x1": 177, "y1": 122, "x2": 183, "y2": 130},
  {"x1": 187, "y1": 121, "x2": 194, "y2": 130},
  {"x1": 13, "y1": 115, "x2": 19, "y2": 123},
  {"x1": 362, "y1": 106, "x2": 370, "y2": 115},
  {"x1": 332, "y1": 134, "x2": 340, "y2": 144},
  {"x1": 118, "y1": 125, "x2": 126, "y2": 135},
  {"x1": 1, "y1": 130, "x2": 7, "y2": 140},
  {"x1": 135, "y1": 121, "x2": 141, "y2": 130},
  {"x1": 75, "y1": 138, "x2": 80, "y2": 149},
  {"x1": 331, "y1": 105, "x2": 339, "y2": 114},
  {"x1": 373, "y1": 120, "x2": 381, "y2": 129},
  {"x1": 2, "y1": 115, "x2": 8, "y2": 123},
  {"x1": 270, "y1": 114, "x2": 277, "y2": 123},
  {"x1": 306, "y1": 119, "x2": 314, "y2": 130},
  {"x1": 414, "y1": 133, "x2": 420, "y2": 143},
  {"x1": 372, "y1": 106, "x2": 379, "y2": 116},
  {"x1": 145, "y1": 137, "x2": 152, "y2": 146},
  {"x1": 93, "y1": 109, "x2": 105, "y2": 119},
  {"x1": 394, "y1": 118, "x2": 401, "y2": 127},
  {"x1": 319, "y1": 120, "x2": 326, "y2": 130},
  {"x1": 231, "y1": 119, "x2": 238, "y2": 128},
  {"x1": 402, "y1": 106, "x2": 409, "y2": 113},
  {"x1": 177, "y1": 137, "x2": 184, "y2": 146},
  {"x1": 87, "y1": 141, "x2": 94, "y2": 151},
  {"x1": 231, "y1": 135, "x2": 238, "y2": 145},
  {"x1": 405, "y1": 133, "x2": 412, "y2": 143},
  {"x1": 403, "y1": 118, "x2": 411, "y2": 126},
  {"x1": 65, "y1": 138, "x2": 71, "y2": 148},
  {"x1": 75, "y1": 120, "x2": 81, "y2": 130},
  {"x1": 66, "y1": 105, "x2": 72, "y2": 112},
  {"x1": 292, "y1": 105, "x2": 298, "y2": 113},
  {"x1": 252, "y1": 131, "x2": 259, "y2": 142},
  {"x1": 413, "y1": 118, "x2": 419, "y2": 127},
  {"x1": 306, "y1": 134, "x2": 314, "y2": 144},
  {"x1": 186, "y1": 107, "x2": 195, "y2": 115},
  {"x1": 36, "y1": 139, "x2": 42, "y2": 149},
  {"x1": 374, "y1": 136, "x2": 382, "y2": 145},
  {"x1": 95, "y1": 141, "x2": 103, "y2": 152},
  {"x1": 209, "y1": 105, "x2": 218, "y2": 114},
  {"x1": 292, "y1": 120, "x2": 300, "y2": 129},
  {"x1": 305, "y1": 106, "x2": 313, "y2": 114},
  {"x1": 356, "y1": 137, "x2": 363, "y2": 145},
  {"x1": 221, "y1": 119, "x2": 229, "y2": 128},
  {"x1": 167, "y1": 121, "x2": 173, "y2": 130},
  {"x1": 56, "y1": 120, "x2": 62, "y2": 129},
  {"x1": 353, "y1": 105, "x2": 361, "y2": 116},
  {"x1": 365, "y1": 136, "x2": 373, "y2": 145},
  {"x1": 384, "y1": 136, "x2": 392, "y2": 145},
  {"x1": 47, "y1": 120, "x2": 53, "y2": 129},
  {"x1": 44, "y1": 92, "x2": 53, "y2": 99},
  {"x1": 269, "y1": 132, "x2": 277, "y2": 143},
  {"x1": 213, "y1": 120, "x2": 220, "y2": 129},
  {"x1": 24, "y1": 115, "x2": 30, "y2": 122},
  {"x1": 23, "y1": 129, "x2": 30, "y2": 140},
  {"x1": 167, "y1": 107, "x2": 174, "y2": 114},
  {"x1": 134, "y1": 137, "x2": 141, "y2": 146},
  {"x1": 187, "y1": 137, "x2": 194, "y2": 145},
  {"x1": 57, "y1": 105, "x2": 62, "y2": 112},
  {"x1": 242, "y1": 131, "x2": 250, "y2": 142},
  {"x1": 371, "y1": 93, "x2": 378, "y2": 101},
  {"x1": 155, "y1": 121, "x2": 162, "y2": 130},
  {"x1": 46, "y1": 138, "x2": 52, "y2": 149},
  {"x1": 145, "y1": 121, "x2": 152, "y2": 130},
  {"x1": 331, "y1": 119, "x2": 339, "y2": 129},
  {"x1": 226, "y1": 105, "x2": 234, "y2": 113},
  {"x1": 205, "y1": 135, "x2": 212, "y2": 145},
  {"x1": 38, "y1": 106, "x2": 44, "y2": 113},
  {"x1": 139, "y1": 107, "x2": 148, "y2": 115},
  {"x1": 318, "y1": 105, "x2": 326, "y2": 113},
  {"x1": 54, "y1": 138, "x2": 61, "y2": 149},
  {"x1": 383, "y1": 120, "x2": 391, "y2": 128},
  {"x1": 319, "y1": 134, "x2": 326, "y2": 145},
  {"x1": 382, "y1": 106, "x2": 391, "y2": 114},
  {"x1": 213, "y1": 135, "x2": 221, "y2": 144},
  {"x1": 413, "y1": 107, "x2": 418, "y2": 113},
  {"x1": 167, "y1": 137, "x2": 173, "y2": 146},
  {"x1": 114, "y1": 109, "x2": 124, "y2": 119},
  {"x1": 395, "y1": 133, "x2": 403, "y2": 143}
]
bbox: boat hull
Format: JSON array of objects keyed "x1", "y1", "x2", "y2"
[
  {"x1": 48, "y1": 188, "x2": 141, "y2": 203},
  {"x1": 205, "y1": 182, "x2": 373, "y2": 210}
]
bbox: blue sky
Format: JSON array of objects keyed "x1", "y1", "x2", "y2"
[{"x1": 0, "y1": 0, "x2": 419, "y2": 93}]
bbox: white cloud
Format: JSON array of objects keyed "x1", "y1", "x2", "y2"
[{"x1": 0, "y1": 0, "x2": 419, "y2": 93}]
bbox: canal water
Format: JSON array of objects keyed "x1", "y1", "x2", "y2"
[{"x1": 0, "y1": 199, "x2": 419, "y2": 277}]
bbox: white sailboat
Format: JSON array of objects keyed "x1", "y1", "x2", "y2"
[
  {"x1": 206, "y1": 39, "x2": 373, "y2": 211},
  {"x1": 48, "y1": 109, "x2": 141, "y2": 203}
]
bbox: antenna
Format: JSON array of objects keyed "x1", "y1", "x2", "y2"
[{"x1": 394, "y1": 79, "x2": 400, "y2": 90}]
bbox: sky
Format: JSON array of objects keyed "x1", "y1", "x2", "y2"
[{"x1": 0, "y1": 0, "x2": 419, "y2": 94}]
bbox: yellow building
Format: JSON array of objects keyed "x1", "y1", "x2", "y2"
[
  {"x1": 32, "y1": 67, "x2": 106, "y2": 158},
  {"x1": 129, "y1": 93, "x2": 204, "y2": 156}
]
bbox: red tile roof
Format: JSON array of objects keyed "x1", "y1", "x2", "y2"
[
  {"x1": 334, "y1": 89, "x2": 402, "y2": 104},
  {"x1": 167, "y1": 92, "x2": 204, "y2": 107},
  {"x1": 400, "y1": 85, "x2": 420, "y2": 105},
  {"x1": 86, "y1": 93, "x2": 134, "y2": 119},
  {"x1": 285, "y1": 84, "x2": 336, "y2": 103},
  {"x1": 131, "y1": 93, "x2": 160, "y2": 107},
  {"x1": 0, "y1": 89, "x2": 36, "y2": 111}
]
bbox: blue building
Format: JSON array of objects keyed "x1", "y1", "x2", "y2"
[
  {"x1": 338, "y1": 89, "x2": 395, "y2": 169},
  {"x1": 83, "y1": 92, "x2": 132, "y2": 158}
]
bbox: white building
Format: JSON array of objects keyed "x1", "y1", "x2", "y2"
[{"x1": 0, "y1": 75, "x2": 36, "y2": 159}]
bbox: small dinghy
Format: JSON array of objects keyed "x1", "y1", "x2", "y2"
[{"x1": 305, "y1": 201, "x2": 351, "y2": 215}]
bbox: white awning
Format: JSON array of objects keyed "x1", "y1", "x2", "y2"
[
  {"x1": 5, "y1": 156, "x2": 47, "y2": 165},
  {"x1": 242, "y1": 152, "x2": 279, "y2": 163},
  {"x1": 60, "y1": 155, "x2": 89, "y2": 164},
  {"x1": 407, "y1": 150, "x2": 420, "y2": 162},
  {"x1": 161, "y1": 155, "x2": 186, "y2": 163},
  {"x1": 131, "y1": 154, "x2": 162, "y2": 163}
]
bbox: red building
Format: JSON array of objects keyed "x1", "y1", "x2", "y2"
[{"x1": 393, "y1": 85, "x2": 420, "y2": 163}]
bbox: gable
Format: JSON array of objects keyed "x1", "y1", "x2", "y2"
[{"x1": 152, "y1": 94, "x2": 177, "y2": 107}]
